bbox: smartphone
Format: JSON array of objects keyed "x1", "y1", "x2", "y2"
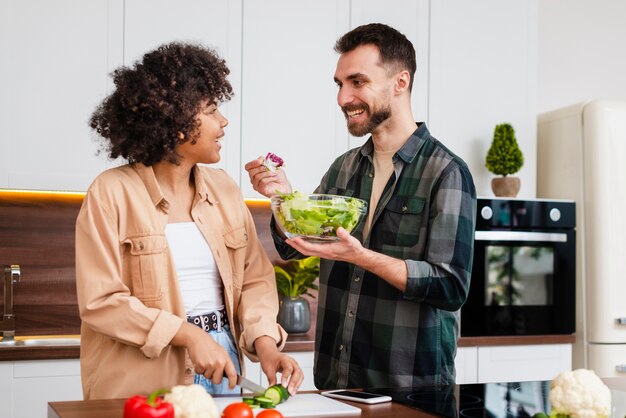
[{"x1": 321, "y1": 389, "x2": 392, "y2": 404}]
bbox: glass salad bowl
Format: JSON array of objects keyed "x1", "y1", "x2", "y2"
[{"x1": 270, "y1": 192, "x2": 368, "y2": 242}]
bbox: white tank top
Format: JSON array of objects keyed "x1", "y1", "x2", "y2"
[{"x1": 165, "y1": 222, "x2": 224, "y2": 315}]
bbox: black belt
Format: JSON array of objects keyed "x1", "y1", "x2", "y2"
[{"x1": 187, "y1": 309, "x2": 228, "y2": 332}]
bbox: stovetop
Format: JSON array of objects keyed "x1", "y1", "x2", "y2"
[{"x1": 368, "y1": 381, "x2": 552, "y2": 418}]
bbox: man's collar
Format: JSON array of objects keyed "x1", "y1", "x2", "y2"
[{"x1": 360, "y1": 122, "x2": 429, "y2": 163}]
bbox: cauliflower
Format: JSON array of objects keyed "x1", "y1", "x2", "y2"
[
  {"x1": 549, "y1": 369, "x2": 611, "y2": 418},
  {"x1": 163, "y1": 384, "x2": 219, "y2": 418}
]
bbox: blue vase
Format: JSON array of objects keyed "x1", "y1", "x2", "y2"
[{"x1": 278, "y1": 296, "x2": 311, "y2": 334}]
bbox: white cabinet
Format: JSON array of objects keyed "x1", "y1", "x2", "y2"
[
  {"x1": 239, "y1": 0, "x2": 349, "y2": 197},
  {"x1": 238, "y1": 0, "x2": 431, "y2": 197},
  {"x1": 3, "y1": 359, "x2": 82, "y2": 418},
  {"x1": 587, "y1": 344, "x2": 626, "y2": 378},
  {"x1": 428, "y1": 0, "x2": 538, "y2": 199},
  {"x1": 0, "y1": 0, "x2": 124, "y2": 192},
  {"x1": 1, "y1": 0, "x2": 538, "y2": 196},
  {"x1": 244, "y1": 344, "x2": 570, "y2": 389},
  {"x1": 476, "y1": 344, "x2": 571, "y2": 384},
  {"x1": 122, "y1": 0, "x2": 242, "y2": 181},
  {"x1": 456, "y1": 344, "x2": 572, "y2": 384},
  {"x1": 455, "y1": 346, "x2": 478, "y2": 384}
]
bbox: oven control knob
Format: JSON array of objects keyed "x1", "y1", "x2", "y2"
[
  {"x1": 550, "y1": 208, "x2": 561, "y2": 222},
  {"x1": 480, "y1": 206, "x2": 493, "y2": 220}
]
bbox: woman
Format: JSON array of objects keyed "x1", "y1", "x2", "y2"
[{"x1": 75, "y1": 42, "x2": 302, "y2": 400}]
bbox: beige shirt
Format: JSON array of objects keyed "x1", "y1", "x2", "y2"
[
  {"x1": 363, "y1": 149, "x2": 396, "y2": 235},
  {"x1": 75, "y1": 163, "x2": 286, "y2": 399}
]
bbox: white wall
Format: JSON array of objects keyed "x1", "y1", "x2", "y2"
[{"x1": 538, "y1": 0, "x2": 626, "y2": 114}]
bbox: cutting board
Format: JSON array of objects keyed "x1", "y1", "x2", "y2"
[{"x1": 214, "y1": 393, "x2": 362, "y2": 417}]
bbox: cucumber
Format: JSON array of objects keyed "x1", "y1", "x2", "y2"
[
  {"x1": 253, "y1": 395, "x2": 275, "y2": 408},
  {"x1": 264, "y1": 384, "x2": 290, "y2": 405},
  {"x1": 258, "y1": 400, "x2": 276, "y2": 409},
  {"x1": 242, "y1": 398, "x2": 257, "y2": 406}
]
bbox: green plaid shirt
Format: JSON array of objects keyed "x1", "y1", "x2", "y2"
[{"x1": 273, "y1": 123, "x2": 476, "y2": 389}]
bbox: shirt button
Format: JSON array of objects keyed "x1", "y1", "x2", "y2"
[
  {"x1": 338, "y1": 344, "x2": 344, "y2": 351},
  {"x1": 354, "y1": 276, "x2": 360, "y2": 282},
  {"x1": 402, "y1": 206, "x2": 408, "y2": 212},
  {"x1": 348, "y1": 311, "x2": 354, "y2": 318},
  {"x1": 138, "y1": 241, "x2": 144, "y2": 250},
  {"x1": 368, "y1": 173, "x2": 374, "y2": 178}
]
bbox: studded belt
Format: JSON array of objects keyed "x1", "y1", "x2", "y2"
[{"x1": 187, "y1": 308, "x2": 228, "y2": 332}]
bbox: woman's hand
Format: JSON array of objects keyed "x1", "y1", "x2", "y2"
[
  {"x1": 254, "y1": 336, "x2": 304, "y2": 396},
  {"x1": 171, "y1": 322, "x2": 238, "y2": 389},
  {"x1": 244, "y1": 157, "x2": 292, "y2": 198}
]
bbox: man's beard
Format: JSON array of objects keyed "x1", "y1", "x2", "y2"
[{"x1": 343, "y1": 103, "x2": 392, "y2": 137}]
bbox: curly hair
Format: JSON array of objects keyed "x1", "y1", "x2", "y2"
[
  {"x1": 335, "y1": 23, "x2": 416, "y2": 91},
  {"x1": 89, "y1": 42, "x2": 233, "y2": 165}
]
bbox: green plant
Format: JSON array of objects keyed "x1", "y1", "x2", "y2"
[
  {"x1": 274, "y1": 256, "x2": 320, "y2": 298},
  {"x1": 485, "y1": 123, "x2": 524, "y2": 176}
]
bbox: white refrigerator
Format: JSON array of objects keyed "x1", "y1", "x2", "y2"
[{"x1": 537, "y1": 99, "x2": 626, "y2": 376}]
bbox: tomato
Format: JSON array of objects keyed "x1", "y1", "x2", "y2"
[
  {"x1": 221, "y1": 402, "x2": 254, "y2": 418},
  {"x1": 257, "y1": 410, "x2": 284, "y2": 418}
]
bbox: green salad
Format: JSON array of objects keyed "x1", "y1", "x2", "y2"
[{"x1": 273, "y1": 191, "x2": 367, "y2": 239}]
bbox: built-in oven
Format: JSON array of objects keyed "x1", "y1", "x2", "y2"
[{"x1": 461, "y1": 198, "x2": 576, "y2": 336}]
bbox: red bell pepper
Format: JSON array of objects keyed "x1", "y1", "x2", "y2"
[{"x1": 123, "y1": 388, "x2": 174, "y2": 418}]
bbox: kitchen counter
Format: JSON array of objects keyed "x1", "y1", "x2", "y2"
[
  {"x1": 0, "y1": 332, "x2": 575, "y2": 362},
  {"x1": 47, "y1": 392, "x2": 434, "y2": 418}
]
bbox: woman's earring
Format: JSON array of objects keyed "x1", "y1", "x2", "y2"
[{"x1": 177, "y1": 132, "x2": 185, "y2": 143}]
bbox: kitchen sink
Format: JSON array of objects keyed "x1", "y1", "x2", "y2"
[{"x1": 0, "y1": 335, "x2": 80, "y2": 348}]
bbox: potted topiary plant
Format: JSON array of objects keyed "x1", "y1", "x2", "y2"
[
  {"x1": 274, "y1": 256, "x2": 320, "y2": 334},
  {"x1": 485, "y1": 123, "x2": 524, "y2": 197}
]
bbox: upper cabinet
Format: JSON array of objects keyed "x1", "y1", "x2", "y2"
[
  {"x1": 123, "y1": 0, "x2": 242, "y2": 180},
  {"x1": 0, "y1": 0, "x2": 538, "y2": 197},
  {"x1": 239, "y1": 0, "x2": 431, "y2": 197},
  {"x1": 239, "y1": 0, "x2": 349, "y2": 197},
  {"x1": 0, "y1": 0, "x2": 123, "y2": 191}
]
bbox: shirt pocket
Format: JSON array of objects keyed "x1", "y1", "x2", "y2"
[
  {"x1": 223, "y1": 226, "x2": 249, "y2": 296},
  {"x1": 380, "y1": 196, "x2": 426, "y2": 247},
  {"x1": 123, "y1": 234, "x2": 168, "y2": 306}
]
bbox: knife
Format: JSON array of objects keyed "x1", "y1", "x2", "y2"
[{"x1": 236, "y1": 374, "x2": 266, "y2": 395}]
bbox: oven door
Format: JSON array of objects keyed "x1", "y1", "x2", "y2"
[{"x1": 461, "y1": 229, "x2": 575, "y2": 336}]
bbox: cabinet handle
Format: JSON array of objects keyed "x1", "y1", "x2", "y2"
[
  {"x1": 616, "y1": 318, "x2": 626, "y2": 325},
  {"x1": 616, "y1": 365, "x2": 626, "y2": 373}
]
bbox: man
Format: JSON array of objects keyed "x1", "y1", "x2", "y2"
[{"x1": 246, "y1": 23, "x2": 476, "y2": 389}]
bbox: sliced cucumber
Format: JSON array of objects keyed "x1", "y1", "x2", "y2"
[
  {"x1": 264, "y1": 384, "x2": 290, "y2": 405},
  {"x1": 263, "y1": 387, "x2": 283, "y2": 405},
  {"x1": 253, "y1": 395, "x2": 276, "y2": 408},
  {"x1": 253, "y1": 395, "x2": 273, "y2": 403},
  {"x1": 259, "y1": 400, "x2": 276, "y2": 408},
  {"x1": 242, "y1": 398, "x2": 257, "y2": 405}
]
